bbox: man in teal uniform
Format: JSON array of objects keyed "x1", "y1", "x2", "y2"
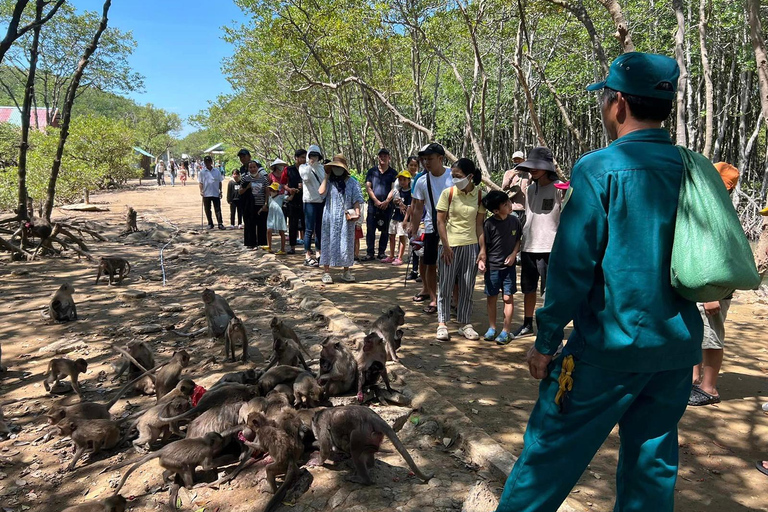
[{"x1": 496, "y1": 52, "x2": 703, "y2": 512}]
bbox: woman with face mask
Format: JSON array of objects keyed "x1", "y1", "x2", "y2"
[
  {"x1": 316, "y1": 154, "x2": 363, "y2": 284},
  {"x1": 433, "y1": 158, "x2": 486, "y2": 341},
  {"x1": 299, "y1": 145, "x2": 327, "y2": 266}
]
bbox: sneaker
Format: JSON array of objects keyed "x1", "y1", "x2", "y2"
[
  {"x1": 340, "y1": 271, "x2": 356, "y2": 283},
  {"x1": 457, "y1": 324, "x2": 480, "y2": 340},
  {"x1": 218, "y1": 224, "x2": 226, "y2": 230},
  {"x1": 381, "y1": 256, "x2": 395, "y2": 263},
  {"x1": 483, "y1": 327, "x2": 496, "y2": 341},
  {"x1": 229, "y1": 225, "x2": 237, "y2": 230},
  {"x1": 377, "y1": 254, "x2": 387, "y2": 260},
  {"x1": 513, "y1": 325, "x2": 534, "y2": 338},
  {"x1": 297, "y1": 239, "x2": 305, "y2": 245},
  {"x1": 495, "y1": 331, "x2": 515, "y2": 345},
  {"x1": 206, "y1": 224, "x2": 214, "y2": 230},
  {"x1": 392, "y1": 257, "x2": 403, "y2": 266},
  {"x1": 321, "y1": 273, "x2": 333, "y2": 284},
  {"x1": 407, "y1": 271, "x2": 419, "y2": 281},
  {"x1": 287, "y1": 249, "x2": 296, "y2": 255},
  {"x1": 238, "y1": 224, "x2": 244, "y2": 229}
]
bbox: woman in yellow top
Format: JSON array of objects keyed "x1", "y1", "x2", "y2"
[{"x1": 435, "y1": 158, "x2": 486, "y2": 341}]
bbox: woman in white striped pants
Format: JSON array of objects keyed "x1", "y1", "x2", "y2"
[{"x1": 435, "y1": 158, "x2": 486, "y2": 341}]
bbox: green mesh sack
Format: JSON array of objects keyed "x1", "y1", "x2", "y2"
[{"x1": 671, "y1": 146, "x2": 761, "y2": 302}]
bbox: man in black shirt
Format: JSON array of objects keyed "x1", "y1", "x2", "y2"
[
  {"x1": 282, "y1": 149, "x2": 307, "y2": 254},
  {"x1": 362, "y1": 148, "x2": 398, "y2": 261}
]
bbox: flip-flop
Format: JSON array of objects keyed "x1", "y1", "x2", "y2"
[
  {"x1": 755, "y1": 461, "x2": 768, "y2": 477},
  {"x1": 423, "y1": 305, "x2": 437, "y2": 314},
  {"x1": 688, "y1": 386, "x2": 721, "y2": 406},
  {"x1": 412, "y1": 294, "x2": 429, "y2": 302}
]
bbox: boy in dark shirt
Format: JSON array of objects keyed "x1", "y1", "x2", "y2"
[{"x1": 479, "y1": 191, "x2": 522, "y2": 345}]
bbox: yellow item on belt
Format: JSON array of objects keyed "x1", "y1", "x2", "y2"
[{"x1": 555, "y1": 355, "x2": 575, "y2": 412}]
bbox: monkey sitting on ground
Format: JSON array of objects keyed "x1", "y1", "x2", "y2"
[
  {"x1": 95, "y1": 257, "x2": 131, "y2": 285},
  {"x1": 113, "y1": 342, "x2": 155, "y2": 395},
  {"x1": 258, "y1": 365, "x2": 303, "y2": 395},
  {"x1": 317, "y1": 339, "x2": 357, "y2": 396},
  {"x1": 265, "y1": 335, "x2": 312, "y2": 373},
  {"x1": 155, "y1": 350, "x2": 190, "y2": 400},
  {"x1": 270, "y1": 317, "x2": 312, "y2": 357},
  {"x1": 311, "y1": 405, "x2": 433, "y2": 485},
  {"x1": 61, "y1": 495, "x2": 126, "y2": 512},
  {"x1": 224, "y1": 316, "x2": 249, "y2": 362},
  {"x1": 202, "y1": 288, "x2": 236, "y2": 341},
  {"x1": 356, "y1": 332, "x2": 394, "y2": 403},
  {"x1": 129, "y1": 397, "x2": 191, "y2": 452},
  {"x1": 113, "y1": 432, "x2": 225, "y2": 494},
  {"x1": 44, "y1": 357, "x2": 88, "y2": 398},
  {"x1": 370, "y1": 305, "x2": 406, "y2": 362},
  {"x1": 125, "y1": 206, "x2": 138, "y2": 233},
  {"x1": 58, "y1": 418, "x2": 120, "y2": 471},
  {"x1": 41, "y1": 283, "x2": 77, "y2": 322},
  {"x1": 293, "y1": 371, "x2": 324, "y2": 408}
]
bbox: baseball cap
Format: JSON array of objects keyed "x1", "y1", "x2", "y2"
[
  {"x1": 237, "y1": 148, "x2": 251, "y2": 157},
  {"x1": 418, "y1": 143, "x2": 446, "y2": 156},
  {"x1": 397, "y1": 170, "x2": 412, "y2": 179},
  {"x1": 516, "y1": 146, "x2": 555, "y2": 173},
  {"x1": 377, "y1": 148, "x2": 390, "y2": 156},
  {"x1": 586, "y1": 52, "x2": 679, "y2": 100},
  {"x1": 512, "y1": 151, "x2": 525, "y2": 160}
]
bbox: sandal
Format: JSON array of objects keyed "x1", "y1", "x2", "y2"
[
  {"x1": 412, "y1": 294, "x2": 429, "y2": 302},
  {"x1": 458, "y1": 324, "x2": 480, "y2": 341},
  {"x1": 423, "y1": 304, "x2": 437, "y2": 314},
  {"x1": 687, "y1": 386, "x2": 721, "y2": 406},
  {"x1": 755, "y1": 461, "x2": 768, "y2": 477},
  {"x1": 436, "y1": 325, "x2": 450, "y2": 341}
]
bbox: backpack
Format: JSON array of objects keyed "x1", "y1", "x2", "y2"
[{"x1": 670, "y1": 147, "x2": 761, "y2": 301}]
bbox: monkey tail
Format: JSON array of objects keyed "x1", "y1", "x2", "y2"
[
  {"x1": 113, "y1": 451, "x2": 162, "y2": 494},
  {"x1": 39, "y1": 308, "x2": 51, "y2": 321},
  {"x1": 104, "y1": 361, "x2": 169, "y2": 410},
  {"x1": 111, "y1": 344, "x2": 156, "y2": 383},
  {"x1": 157, "y1": 405, "x2": 196, "y2": 423},
  {"x1": 263, "y1": 460, "x2": 299, "y2": 512},
  {"x1": 377, "y1": 417, "x2": 434, "y2": 483},
  {"x1": 172, "y1": 327, "x2": 207, "y2": 338}
]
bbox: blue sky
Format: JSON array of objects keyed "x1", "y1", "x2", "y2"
[{"x1": 76, "y1": 0, "x2": 243, "y2": 136}]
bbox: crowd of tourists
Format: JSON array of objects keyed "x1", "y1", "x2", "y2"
[{"x1": 178, "y1": 51, "x2": 768, "y2": 511}]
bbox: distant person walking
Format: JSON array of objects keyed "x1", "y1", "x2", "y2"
[
  {"x1": 169, "y1": 159, "x2": 177, "y2": 186},
  {"x1": 198, "y1": 156, "x2": 225, "y2": 230},
  {"x1": 180, "y1": 161, "x2": 188, "y2": 186},
  {"x1": 227, "y1": 169, "x2": 244, "y2": 229},
  {"x1": 155, "y1": 160, "x2": 166, "y2": 186}
]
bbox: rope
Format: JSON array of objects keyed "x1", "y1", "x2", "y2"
[
  {"x1": 156, "y1": 214, "x2": 180, "y2": 287},
  {"x1": 554, "y1": 355, "x2": 575, "y2": 412}
]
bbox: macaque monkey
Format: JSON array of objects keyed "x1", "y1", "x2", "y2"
[
  {"x1": 238, "y1": 397, "x2": 268, "y2": 424},
  {"x1": 155, "y1": 350, "x2": 190, "y2": 400},
  {"x1": 158, "y1": 384, "x2": 258, "y2": 423},
  {"x1": 293, "y1": 371, "x2": 324, "y2": 408},
  {"x1": 113, "y1": 432, "x2": 225, "y2": 493},
  {"x1": 125, "y1": 206, "x2": 138, "y2": 233},
  {"x1": 0, "y1": 406, "x2": 9, "y2": 436},
  {"x1": 113, "y1": 342, "x2": 155, "y2": 395},
  {"x1": 356, "y1": 332, "x2": 394, "y2": 402},
  {"x1": 41, "y1": 283, "x2": 77, "y2": 322},
  {"x1": 44, "y1": 357, "x2": 88, "y2": 397},
  {"x1": 258, "y1": 365, "x2": 303, "y2": 395},
  {"x1": 95, "y1": 257, "x2": 131, "y2": 285},
  {"x1": 311, "y1": 405, "x2": 433, "y2": 484},
  {"x1": 265, "y1": 336, "x2": 312, "y2": 373},
  {"x1": 24, "y1": 219, "x2": 53, "y2": 260},
  {"x1": 202, "y1": 288, "x2": 236, "y2": 340},
  {"x1": 224, "y1": 316, "x2": 249, "y2": 362},
  {"x1": 270, "y1": 317, "x2": 311, "y2": 357},
  {"x1": 130, "y1": 397, "x2": 191, "y2": 452},
  {"x1": 370, "y1": 305, "x2": 406, "y2": 362},
  {"x1": 212, "y1": 369, "x2": 260, "y2": 388},
  {"x1": 61, "y1": 495, "x2": 126, "y2": 512},
  {"x1": 272, "y1": 384, "x2": 295, "y2": 405},
  {"x1": 317, "y1": 339, "x2": 357, "y2": 396},
  {"x1": 0, "y1": 341, "x2": 6, "y2": 373},
  {"x1": 57, "y1": 418, "x2": 120, "y2": 470}
]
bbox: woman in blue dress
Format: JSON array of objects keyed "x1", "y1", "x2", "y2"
[{"x1": 319, "y1": 154, "x2": 363, "y2": 284}]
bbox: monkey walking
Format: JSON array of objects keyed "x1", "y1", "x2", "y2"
[
  {"x1": 370, "y1": 305, "x2": 406, "y2": 362},
  {"x1": 57, "y1": 418, "x2": 121, "y2": 470},
  {"x1": 61, "y1": 494, "x2": 126, "y2": 512},
  {"x1": 95, "y1": 257, "x2": 131, "y2": 285},
  {"x1": 224, "y1": 317, "x2": 249, "y2": 362},
  {"x1": 43, "y1": 358, "x2": 88, "y2": 398},
  {"x1": 41, "y1": 283, "x2": 77, "y2": 322}
]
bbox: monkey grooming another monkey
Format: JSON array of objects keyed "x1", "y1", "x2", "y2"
[
  {"x1": 258, "y1": 365, "x2": 303, "y2": 395},
  {"x1": 370, "y1": 305, "x2": 406, "y2": 362},
  {"x1": 112, "y1": 342, "x2": 155, "y2": 395},
  {"x1": 311, "y1": 405, "x2": 433, "y2": 485},
  {"x1": 224, "y1": 316, "x2": 249, "y2": 362},
  {"x1": 41, "y1": 283, "x2": 77, "y2": 322},
  {"x1": 43, "y1": 358, "x2": 88, "y2": 398},
  {"x1": 57, "y1": 418, "x2": 120, "y2": 470},
  {"x1": 125, "y1": 206, "x2": 138, "y2": 233},
  {"x1": 113, "y1": 432, "x2": 225, "y2": 494},
  {"x1": 270, "y1": 317, "x2": 312, "y2": 357},
  {"x1": 95, "y1": 257, "x2": 131, "y2": 285},
  {"x1": 155, "y1": 350, "x2": 190, "y2": 400},
  {"x1": 356, "y1": 332, "x2": 394, "y2": 403},
  {"x1": 158, "y1": 383, "x2": 258, "y2": 424},
  {"x1": 265, "y1": 336, "x2": 312, "y2": 373},
  {"x1": 61, "y1": 494, "x2": 126, "y2": 512},
  {"x1": 293, "y1": 371, "x2": 324, "y2": 408},
  {"x1": 202, "y1": 288, "x2": 236, "y2": 341},
  {"x1": 317, "y1": 339, "x2": 357, "y2": 396}
]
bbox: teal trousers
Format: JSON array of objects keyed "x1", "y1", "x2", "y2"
[{"x1": 496, "y1": 355, "x2": 692, "y2": 512}]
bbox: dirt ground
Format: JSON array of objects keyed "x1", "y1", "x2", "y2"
[{"x1": 1, "y1": 180, "x2": 767, "y2": 511}]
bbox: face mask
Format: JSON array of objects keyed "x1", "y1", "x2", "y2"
[
  {"x1": 332, "y1": 168, "x2": 344, "y2": 177},
  {"x1": 453, "y1": 176, "x2": 469, "y2": 190}
]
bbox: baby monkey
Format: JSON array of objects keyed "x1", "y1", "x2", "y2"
[{"x1": 44, "y1": 357, "x2": 88, "y2": 398}]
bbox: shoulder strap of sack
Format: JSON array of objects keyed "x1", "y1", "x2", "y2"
[
  {"x1": 446, "y1": 186, "x2": 455, "y2": 221},
  {"x1": 426, "y1": 172, "x2": 437, "y2": 224}
]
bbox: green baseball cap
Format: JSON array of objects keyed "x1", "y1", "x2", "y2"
[{"x1": 586, "y1": 52, "x2": 679, "y2": 100}]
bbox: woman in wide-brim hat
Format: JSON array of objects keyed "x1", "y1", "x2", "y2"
[{"x1": 317, "y1": 154, "x2": 364, "y2": 284}]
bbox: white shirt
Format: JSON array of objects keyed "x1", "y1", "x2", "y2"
[
  {"x1": 522, "y1": 180, "x2": 563, "y2": 253},
  {"x1": 412, "y1": 167, "x2": 453, "y2": 233},
  {"x1": 299, "y1": 162, "x2": 327, "y2": 203},
  {"x1": 199, "y1": 168, "x2": 223, "y2": 197}
]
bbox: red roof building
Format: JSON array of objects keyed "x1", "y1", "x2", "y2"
[{"x1": 0, "y1": 106, "x2": 59, "y2": 130}]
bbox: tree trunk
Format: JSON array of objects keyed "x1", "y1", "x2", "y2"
[
  {"x1": 0, "y1": 0, "x2": 64, "y2": 66},
  {"x1": 698, "y1": 0, "x2": 714, "y2": 158},
  {"x1": 747, "y1": 0, "x2": 768, "y2": 123},
  {"x1": 43, "y1": 0, "x2": 112, "y2": 221},
  {"x1": 712, "y1": 55, "x2": 737, "y2": 162},
  {"x1": 596, "y1": 0, "x2": 635, "y2": 52},
  {"x1": 672, "y1": 0, "x2": 688, "y2": 146}
]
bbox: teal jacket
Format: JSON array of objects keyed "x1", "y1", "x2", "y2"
[{"x1": 535, "y1": 129, "x2": 703, "y2": 373}]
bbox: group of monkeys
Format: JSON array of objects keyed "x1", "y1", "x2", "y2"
[{"x1": 37, "y1": 286, "x2": 429, "y2": 512}]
